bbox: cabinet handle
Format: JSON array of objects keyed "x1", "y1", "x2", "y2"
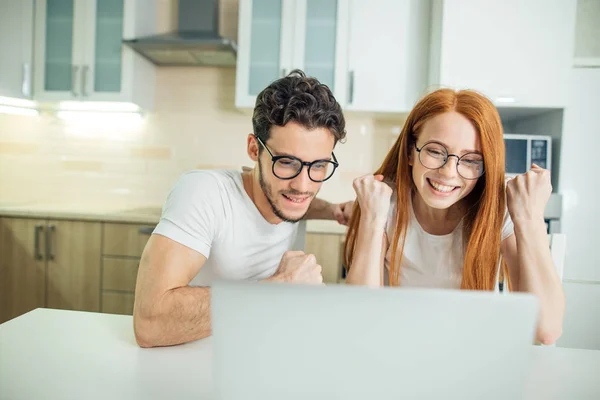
[
  {"x1": 71, "y1": 65, "x2": 79, "y2": 96},
  {"x1": 348, "y1": 70, "x2": 355, "y2": 104},
  {"x1": 280, "y1": 68, "x2": 288, "y2": 78},
  {"x1": 21, "y1": 63, "x2": 32, "y2": 97},
  {"x1": 138, "y1": 226, "x2": 155, "y2": 235},
  {"x1": 34, "y1": 225, "x2": 44, "y2": 261},
  {"x1": 46, "y1": 224, "x2": 55, "y2": 261},
  {"x1": 81, "y1": 65, "x2": 89, "y2": 97}
]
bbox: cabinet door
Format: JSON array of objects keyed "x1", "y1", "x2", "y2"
[
  {"x1": 435, "y1": 0, "x2": 576, "y2": 108},
  {"x1": 235, "y1": 0, "x2": 294, "y2": 108},
  {"x1": 293, "y1": 0, "x2": 347, "y2": 95},
  {"x1": 0, "y1": 218, "x2": 46, "y2": 324},
  {"x1": 34, "y1": 0, "x2": 87, "y2": 101},
  {"x1": 305, "y1": 233, "x2": 343, "y2": 284},
  {"x1": 81, "y1": 0, "x2": 125, "y2": 101},
  {"x1": 0, "y1": 0, "x2": 34, "y2": 99},
  {"x1": 558, "y1": 282, "x2": 600, "y2": 351},
  {"x1": 46, "y1": 220, "x2": 102, "y2": 312},
  {"x1": 345, "y1": 0, "x2": 431, "y2": 112}
]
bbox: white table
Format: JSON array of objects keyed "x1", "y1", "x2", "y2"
[{"x1": 1, "y1": 308, "x2": 599, "y2": 400}]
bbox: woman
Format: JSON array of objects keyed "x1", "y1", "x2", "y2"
[{"x1": 344, "y1": 88, "x2": 564, "y2": 345}]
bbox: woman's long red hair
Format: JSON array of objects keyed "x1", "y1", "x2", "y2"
[{"x1": 344, "y1": 88, "x2": 506, "y2": 290}]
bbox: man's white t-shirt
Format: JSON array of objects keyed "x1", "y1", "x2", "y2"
[
  {"x1": 383, "y1": 193, "x2": 514, "y2": 290},
  {"x1": 153, "y1": 169, "x2": 300, "y2": 286}
]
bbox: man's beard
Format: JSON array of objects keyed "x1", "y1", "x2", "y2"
[{"x1": 258, "y1": 159, "x2": 314, "y2": 223}]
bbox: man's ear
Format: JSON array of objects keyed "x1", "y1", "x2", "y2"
[{"x1": 247, "y1": 133, "x2": 259, "y2": 162}]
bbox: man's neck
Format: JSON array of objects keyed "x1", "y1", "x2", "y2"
[{"x1": 241, "y1": 168, "x2": 282, "y2": 225}]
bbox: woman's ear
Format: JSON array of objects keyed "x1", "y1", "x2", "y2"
[{"x1": 407, "y1": 144, "x2": 414, "y2": 166}]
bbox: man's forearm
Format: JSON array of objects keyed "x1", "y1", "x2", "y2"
[
  {"x1": 134, "y1": 286, "x2": 211, "y2": 347},
  {"x1": 304, "y1": 197, "x2": 333, "y2": 220}
]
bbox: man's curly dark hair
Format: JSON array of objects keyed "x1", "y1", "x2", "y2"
[{"x1": 252, "y1": 69, "x2": 346, "y2": 148}]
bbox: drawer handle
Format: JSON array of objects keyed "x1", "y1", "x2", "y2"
[
  {"x1": 138, "y1": 226, "x2": 155, "y2": 235},
  {"x1": 46, "y1": 224, "x2": 55, "y2": 261},
  {"x1": 34, "y1": 225, "x2": 44, "y2": 260}
]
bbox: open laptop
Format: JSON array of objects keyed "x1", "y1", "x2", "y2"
[{"x1": 211, "y1": 280, "x2": 538, "y2": 400}]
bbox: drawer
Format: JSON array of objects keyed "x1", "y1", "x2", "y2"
[
  {"x1": 102, "y1": 258, "x2": 139, "y2": 292},
  {"x1": 103, "y1": 223, "x2": 154, "y2": 257},
  {"x1": 101, "y1": 292, "x2": 135, "y2": 315}
]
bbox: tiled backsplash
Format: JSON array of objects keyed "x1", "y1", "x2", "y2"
[{"x1": 0, "y1": 68, "x2": 405, "y2": 208}]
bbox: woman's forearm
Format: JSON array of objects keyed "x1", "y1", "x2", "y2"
[
  {"x1": 513, "y1": 220, "x2": 565, "y2": 344},
  {"x1": 345, "y1": 216, "x2": 387, "y2": 287}
]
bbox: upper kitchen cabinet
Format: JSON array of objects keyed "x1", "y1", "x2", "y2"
[
  {"x1": 0, "y1": 0, "x2": 34, "y2": 99},
  {"x1": 429, "y1": 0, "x2": 577, "y2": 108},
  {"x1": 235, "y1": 0, "x2": 432, "y2": 113},
  {"x1": 342, "y1": 0, "x2": 431, "y2": 113},
  {"x1": 33, "y1": 0, "x2": 156, "y2": 109},
  {"x1": 235, "y1": 0, "x2": 346, "y2": 109}
]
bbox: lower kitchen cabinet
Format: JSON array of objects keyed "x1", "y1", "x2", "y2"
[
  {"x1": 100, "y1": 222, "x2": 153, "y2": 315},
  {"x1": 1, "y1": 216, "x2": 346, "y2": 322},
  {"x1": 0, "y1": 217, "x2": 101, "y2": 323},
  {"x1": 102, "y1": 292, "x2": 135, "y2": 316},
  {"x1": 305, "y1": 233, "x2": 345, "y2": 284},
  {"x1": 45, "y1": 220, "x2": 102, "y2": 312},
  {"x1": 0, "y1": 218, "x2": 47, "y2": 323}
]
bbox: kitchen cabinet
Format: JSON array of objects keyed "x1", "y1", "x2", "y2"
[
  {"x1": 235, "y1": 0, "x2": 431, "y2": 113},
  {"x1": 33, "y1": 0, "x2": 155, "y2": 109},
  {"x1": 0, "y1": 217, "x2": 101, "y2": 324},
  {"x1": 429, "y1": 0, "x2": 577, "y2": 108},
  {"x1": 0, "y1": 0, "x2": 34, "y2": 100},
  {"x1": 45, "y1": 220, "x2": 102, "y2": 312},
  {"x1": 558, "y1": 282, "x2": 600, "y2": 351},
  {"x1": 236, "y1": 0, "x2": 346, "y2": 108},
  {"x1": 100, "y1": 222, "x2": 153, "y2": 315},
  {"x1": 102, "y1": 292, "x2": 135, "y2": 315},
  {"x1": 343, "y1": 0, "x2": 431, "y2": 113},
  {"x1": 305, "y1": 232, "x2": 344, "y2": 284},
  {"x1": 0, "y1": 218, "x2": 46, "y2": 324}
]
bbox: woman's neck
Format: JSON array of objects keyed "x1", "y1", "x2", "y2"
[{"x1": 411, "y1": 191, "x2": 466, "y2": 235}]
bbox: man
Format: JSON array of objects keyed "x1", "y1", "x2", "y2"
[{"x1": 134, "y1": 70, "x2": 352, "y2": 348}]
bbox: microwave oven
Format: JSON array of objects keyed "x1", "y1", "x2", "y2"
[{"x1": 503, "y1": 134, "x2": 552, "y2": 177}]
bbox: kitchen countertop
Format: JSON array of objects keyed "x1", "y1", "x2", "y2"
[
  {"x1": 1, "y1": 308, "x2": 599, "y2": 400},
  {"x1": 0, "y1": 203, "x2": 348, "y2": 234},
  {"x1": 0, "y1": 203, "x2": 163, "y2": 225}
]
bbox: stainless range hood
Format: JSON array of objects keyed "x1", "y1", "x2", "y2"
[{"x1": 123, "y1": 0, "x2": 237, "y2": 67}]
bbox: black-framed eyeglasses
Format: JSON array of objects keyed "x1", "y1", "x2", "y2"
[
  {"x1": 255, "y1": 135, "x2": 339, "y2": 182},
  {"x1": 415, "y1": 141, "x2": 485, "y2": 180}
]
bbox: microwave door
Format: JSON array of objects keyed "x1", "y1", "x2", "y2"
[
  {"x1": 504, "y1": 137, "x2": 529, "y2": 175},
  {"x1": 527, "y1": 138, "x2": 532, "y2": 170}
]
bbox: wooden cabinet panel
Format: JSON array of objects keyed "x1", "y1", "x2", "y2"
[
  {"x1": 305, "y1": 233, "x2": 344, "y2": 284},
  {"x1": 103, "y1": 223, "x2": 153, "y2": 257},
  {"x1": 0, "y1": 218, "x2": 46, "y2": 323},
  {"x1": 102, "y1": 292, "x2": 135, "y2": 316},
  {"x1": 102, "y1": 257, "x2": 139, "y2": 292},
  {"x1": 46, "y1": 220, "x2": 102, "y2": 312}
]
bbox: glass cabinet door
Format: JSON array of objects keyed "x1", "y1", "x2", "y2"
[
  {"x1": 44, "y1": 0, "x2": 75, "y2": 92},
  {"x1": 92, "y1": 0, "x2": 123, "y2": 93},
  {"x1": 302, "y1": 0, "x2": 338, "y2": 91},
  {"x1": 248, "y1": 0, "x2": 283, "y2": 96}
]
